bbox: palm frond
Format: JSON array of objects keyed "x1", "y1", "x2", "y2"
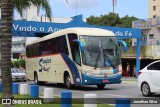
[
  {"x1": 29, "y1": 0, "x2": 52, "y2": 21},
  {"x1": 66, "y1": 0, "x2": 69, "y2": 5},
  {"x1": 9, "y1": 0, "x2": 52, "y2": 21}
]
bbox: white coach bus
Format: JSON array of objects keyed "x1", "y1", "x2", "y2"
[{"x1": 26, "y1": 27, "x2": 127, "y2": 89}]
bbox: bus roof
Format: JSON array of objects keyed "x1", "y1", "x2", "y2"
[{"x1": 27, "y1": 27, "x2": 115, "y2": 45}]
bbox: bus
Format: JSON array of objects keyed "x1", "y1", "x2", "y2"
[{"x1": 26, "y1": 27, "x2": 127, "y2": 89}]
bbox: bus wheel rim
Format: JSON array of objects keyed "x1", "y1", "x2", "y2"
[
  {"x1": 66, "y1": 77, "x2": 71, "y2": 86},
  {"x1": 35, "y1": 75, "x2": 38, "y2": 84}
]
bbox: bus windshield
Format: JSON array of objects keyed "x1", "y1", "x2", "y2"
[{"x1": 80, "y1": 36, "x2": 121, "y2": 68}]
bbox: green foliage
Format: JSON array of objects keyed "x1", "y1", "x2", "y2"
[
  {"x1": 0, "y1": 0, "x2": 52, "y2": 21},
  {"x1": 87, "y1": 13, "x2": 138, "y2": 28},
  {"x1": 18, "y1": 59, "x2": 25, "y2": 68},
  {"x1": 11, "y1": 59, "x2": 25, "y2": 68},
  {"x1": 12, "y1": 60, "x2": 19, "y2": 67},
  {"x1": 124, "y1": 38, "x2": 132, "y2": 46},
  {"x1": 87, "y1": 13, "x2": 121, "y2": 27},
  {"x1": 87, "y1": 13, "x2": 138, "y2": 46},
  {"x1": 119, "y1": 15, "x2": 138, "y2": 28}
]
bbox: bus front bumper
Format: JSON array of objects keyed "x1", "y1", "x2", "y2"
[{"x1": 81, "y1": 73, "x2": 122, "y2": 85}]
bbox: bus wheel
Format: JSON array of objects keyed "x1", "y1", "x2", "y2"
[
  {"x1": 65, "y1": 74, "x2": 73, "y2": 89},
  {"x1": 34, "y1": 73, "x2": 45, "y2": 85},
  {"x1": 97, "y1": 84, "x2": 105, "y2": 89},
  {"x1": 34, "y1": 73, "x2": 39, "y2": 85}
]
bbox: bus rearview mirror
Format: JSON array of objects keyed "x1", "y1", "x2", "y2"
[
  {"x1": 117, "y1": 40, "x2": 128, "y2": 52},
  {"x1": 73, "y1": 39, "x2": 85, "y2": 53}
]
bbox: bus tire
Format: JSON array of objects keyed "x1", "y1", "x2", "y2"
[
  {"x1": 64, "y1": 73, "x2": 73, "y2": 89},
  {"x1": 97, "y1": 84, "x2": 105, "y2": 89},
  {"x1": 34, "y1": 73, "x2": 39, "y2": 85},
  {"x1": 34, "y1": 73, "x2": 45, "y2": 85}
]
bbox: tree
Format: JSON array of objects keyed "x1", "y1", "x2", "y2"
[
  {"x1": 11, "y1": 60, "x2": 19, "y2": 68},
  {"x1": 86, "y1": 15, "x2": 99, "y2": 25},
  {"x1": 0, "y1": 0, "x2": 52, "y2": 107},
  {"x1": 13, "y1": 0, "x2": 52, "y2": 21},
  {"x1": 87, "y1": 13, "x2": 138, "y2": 28},
  {"x1": 87, "y1": 13, "x2": 139, "y2": 46},
  {"x1": 0, "y1": 0, "x2": 14, "y2": 107},
  {"x1": 0, "y1": 0, "x2": 52, "y2": 21},
  {"x1": 119, "y1": 15, "x2": 138, "y2": 46},
  {"x1": 119, "y1": 15, "x2": 138, "y2": 28},
  {"x1": 87, "y1": 13, "x2": 121, "y2": 26},
  {"x1": 18, "y1": 59, "x2": 25, "y2": 68}
]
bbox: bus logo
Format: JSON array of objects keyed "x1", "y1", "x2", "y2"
[{"x1": 39, "y1": 58, "x2": 51, "y2": 72}]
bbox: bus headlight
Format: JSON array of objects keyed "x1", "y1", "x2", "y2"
[
  {"x1": 80, "y1": 68, "x2": 94, "y2": 76},
  {"x1": 86, "y1": 73, "x2": 94, "y2": 76},
  {"x1": 86, "y1": 71, "x2": 94, "y2": 76}
]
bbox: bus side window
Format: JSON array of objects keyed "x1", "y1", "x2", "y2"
[
  {"x1": 58, "y1": 35, "x2": 69, "y2": 55},
  {"x1": 42, "y1": 40, "x2": 51, "y2": 55},
  {"x1": 26, "y1": 46, "x2": 30, "y2": 57},
  {"x1": 50, "y1": 38, "x2": 58, "y2": 53},
  {"x1": 73, "y1": 42, "x2": 81, "y2": 65},
  {"x1": 67, "y1": 33, "x2": 81, "y2": 66},
  {"x1": 39, "y1": 42, "x2": 44, "y2": 55}
]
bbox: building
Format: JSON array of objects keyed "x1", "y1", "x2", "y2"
[
  {"x1": 149, "y1": 0, "x2": 160, "y2": 18},
  {"x1": 125, "y1": 0, "x2": 160, "y2": 70},
  {"x1": 12, "y1": 37, "x2": 26, "y2": 60},
  {"x1": 132, "y1": 18, "x2": 160, "y2": 46}
]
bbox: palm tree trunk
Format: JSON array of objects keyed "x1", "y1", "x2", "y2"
[{"x1": 1, "y1": 0, "x2": 14, "y2": 107}]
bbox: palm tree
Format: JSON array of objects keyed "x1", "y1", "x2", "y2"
[
  {"x1": 0, "y1": 0, "x2": 14, "y2": 107},
  {"x1": 0, "y1": 0, "x2": 52, "y2": 21},
  {"x1": 0, "y1": 0, "x2": 51, "y2": 107},
  {"x1": 0, "y1": 1, "x2": 69, "y2": 106},
  {"x1": 13, "y1": 0, "x2": 69, "y2": 20},
  {"x1": 14, "y1": 0, "x2": 52, "y2": 21}
]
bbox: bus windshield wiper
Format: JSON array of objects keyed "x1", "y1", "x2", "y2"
[
  {"x1": 105, "y1": 54, "x2": 116, "y2": 68},
  {"x1": 94, "y1": 49, "x2": 101, "y2": 69}
]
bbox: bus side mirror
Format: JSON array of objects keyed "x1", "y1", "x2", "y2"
[
  {"x1": 117, "y1": 40, "x2": 128, "y2": 52},
  {"x1": 73, "y1": 39, "x2": 85, "y2": 53}
]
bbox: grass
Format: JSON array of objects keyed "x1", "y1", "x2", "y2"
[{"x1": 0, "y1": 93, "x2": 115, "y2": 107}]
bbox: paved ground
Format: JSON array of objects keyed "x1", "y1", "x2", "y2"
[{"x1": 1, "y1": 77, "x2": 160, "y2": 107}]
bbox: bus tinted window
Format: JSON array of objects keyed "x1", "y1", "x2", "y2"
[
  {"x1": 41, "y1": 40, "x2": 52, "y2": 55},
  {"x1": 67, "y1": 33, "x2": 81, "y2": 65},
  {"x1": 59, "y1": 35, "x2": 69, "y2": 55},
  {"x1": 51, "y1": 38, "x2": 59, "y2": 53},
  {"x1": 26, "y1": 35, "x2": 69, "y2": 57}
]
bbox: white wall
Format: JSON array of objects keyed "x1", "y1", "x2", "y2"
[{"x1": 26, "y1": 37, "x2": 39, "y2": 45}]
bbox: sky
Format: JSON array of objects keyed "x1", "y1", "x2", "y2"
[{"x1": 47, "y1": 0, "x2": 148, "y2": 19}]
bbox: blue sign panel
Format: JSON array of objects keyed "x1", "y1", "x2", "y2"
[
  {"x1": 0, "y1": 15, "x2": 142, "y2": 78},
  {"x1": 0, "y1": 15, "x2": 142, "y2": 38}
]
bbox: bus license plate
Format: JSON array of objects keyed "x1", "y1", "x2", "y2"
[{"x1": 103, "y1": 80, "x2": 109, "y2": 83}]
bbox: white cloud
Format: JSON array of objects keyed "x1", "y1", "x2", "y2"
[{"x1": 56, "y1": 0, "x2": 99, "y2": 9}]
